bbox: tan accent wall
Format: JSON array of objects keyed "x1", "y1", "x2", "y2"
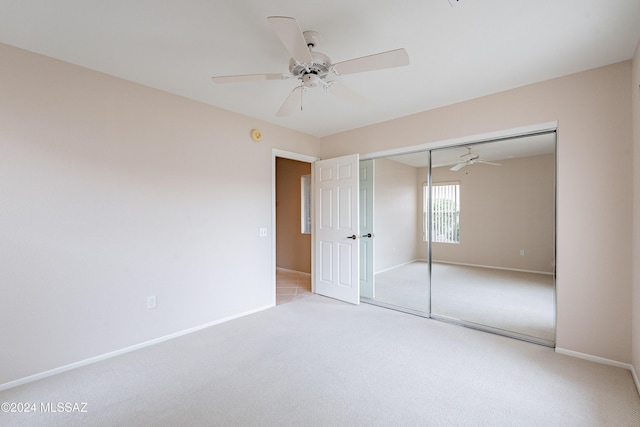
[
  {"x1": 321, "y1": 61, "x2": 633, "y2": 364},
  {"x1": 276, "y1": 158, "x2": 312, "y2": 273}
]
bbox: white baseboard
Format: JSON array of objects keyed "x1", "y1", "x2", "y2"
[
  {"x1": 376, "y1": 259, "x2": 554, "y2": 276},
  {"x1": 555, "y1": 347, "x2": 633, "y2": 370},
  {"x1": 433, "y1": 259, "x2": 554, "y2": 275},
  {"x1": 0, "y1": 304, "x2": 273, "y2": 392},
  {"x1": 375, "y1": 259, "x2": 423, "y2": 275},
  {"x1": 556, "y1": 348, "x2": 640, "y2": 396}
]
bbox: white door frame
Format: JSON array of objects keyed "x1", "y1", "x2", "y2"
[{"x1": 271, "y1": 149, "x2": 319, "y2": 306}]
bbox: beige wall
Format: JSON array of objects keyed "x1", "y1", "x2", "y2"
[
  {"x1": 376, "y1": 153, "x2": 555, "y2": 273},
  {"x1": 275, "y1": 158, "x2": 311, "y2": 273},
  {"x1": 321, "y1": 61, "x2": 633, "y2": 364},
  {"x1": 2, "y1": 38, "x2": 637, "y2": 387},
  {"x1": 431, "y1": 154, "x2": 555, "y2": 273},
  {"x1": 373, "y1": 158, "x2": 420, "y2": 272},
  {"x1": 0, "y1": 43, "x2": 320, "y2": 386},
  {"x1": 632, "y1": 41, "x2": 640, "y2": 381}
]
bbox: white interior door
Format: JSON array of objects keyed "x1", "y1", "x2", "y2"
[
  {"x1": 359, "y1": 159, "x2": 375, "y2": 299},
  {"x1": 314, "y1": 154, "x2": 360, "y2": 304}
]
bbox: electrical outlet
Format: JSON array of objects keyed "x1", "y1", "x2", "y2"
[
  {"x1": 259, "y1": 227, "x2": 267, "y2": 237},
  {"x1": 520, "y1": 249, "x2": 525, "y2": 256},
  {"x1": 147, "y1": 296, "x2": 157, "y2": 309}
]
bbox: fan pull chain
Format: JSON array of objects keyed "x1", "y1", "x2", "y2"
[{"x1": 300, "y1": 83, "x2": 304, "y2": 111}]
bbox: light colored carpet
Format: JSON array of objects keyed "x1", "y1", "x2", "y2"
[
  {"x1": 374, "y1": 262, "x2": 554, "y2": 342},
  {"x1": 373, "y1": 261, "x2": 431, "y2": 312},
  {"x1": 1, "y1": 295, "x2": 638, "y2": 426}
]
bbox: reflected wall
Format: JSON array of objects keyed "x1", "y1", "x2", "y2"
[
  {"x1": 361, "y1": 132, "x2": 556, "y2": 345},
  {"x1": 430, "y1": 134, "x2": 556, "y2": 345}
]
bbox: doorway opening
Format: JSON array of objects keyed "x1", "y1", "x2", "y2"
[{"x1": 274, "y1": 155, "x2": 313, "y2": 305}]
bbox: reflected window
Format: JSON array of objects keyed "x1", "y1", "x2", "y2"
[{"x1": 425, "y1": 182, "x2": 460, "y2": 243}]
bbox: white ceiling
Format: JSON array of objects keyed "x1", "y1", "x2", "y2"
[{"x1": 1, "y1": 1, "x2": 639, "y2": 138}]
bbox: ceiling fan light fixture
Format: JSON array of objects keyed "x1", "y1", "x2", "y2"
[
  {"x1": 302, "y1": 73, "x2": 321, "y2": 88},
  {"x1": 448, "y1": 146, "x2": 501, "y2": 171},
  {"x1": 211, "y1": 16, "x2": 409, "y2": 116}
]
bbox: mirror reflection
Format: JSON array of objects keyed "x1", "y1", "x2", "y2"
[
  {"x1": 360, "y1": 132, "x2": 556, "y2": 345},
  {"x1": 359, "y1": 153, "x2": 430, "y2": 313}
]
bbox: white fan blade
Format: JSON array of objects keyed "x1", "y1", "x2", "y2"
[
  {"x1": 333, "y1": 48, "x2": 409, "y2": 75},
  {"x1": 211, "y1": 73, "x2": 289, "y2": 84},
  {"x1": 476, "y1": 160, "x2": 501, "y2": 166},
  {"x1": 276, "y1": 86, "x2": 303, "y2": 117},
  {"x1": 450, "y1": 162, "x2": 467, "y2": 171},
  {"x1": 267, "y1": 16, "x2": 313, "y2": 65},
  {"x1": 326, "y1": 82, "x2": 373, "y2": 108}
]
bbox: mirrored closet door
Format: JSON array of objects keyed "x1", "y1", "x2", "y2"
[
  {"x1": 359, "y1": 151, "x2": 430, "y2": 314},
  {"x1": 429, "y1": 133, "x2": 556, "y2": 345},
  {"x1": 360, "y1": 132, "x2": 557, "y2": 346}
]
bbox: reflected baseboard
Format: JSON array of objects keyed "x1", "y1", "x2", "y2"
[
  {"x1": 360, "y1": 298, "x2": 556, "y2": 348},
  {"x1": 374, "y1": 259, "x2": 425, "y2": 275},
  {"x1": 430, "y1": 313, "x2": 556, "y2": 348},
  {"x1": 432, "y1": 260, "x2": 554, "y2": 276},
  {"x1": 360, "y1": 297, "x2": 429, "y2": 318}
]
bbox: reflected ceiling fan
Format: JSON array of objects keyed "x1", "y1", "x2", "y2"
[
  {"x1": 448, "y1": 147, "x2": 501, "y2": 171},
  {"x1": 211, "y1": 16, "x2": 410, "y2": 116}
]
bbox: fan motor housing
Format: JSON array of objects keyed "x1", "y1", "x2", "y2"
[
  {"x1": 289, "y1": 51, "x2": 331, "y2": 80},
  {"x1": 303, "y1": 30, "x2": 320, "y2": 48}
]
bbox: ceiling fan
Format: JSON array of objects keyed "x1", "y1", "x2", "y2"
[
  {"x1": 211, "y1": 16, "x2": 410, "y2": 117},
  {"x1": 448, "y1": 147, "x2": 501, "y2": 171}
]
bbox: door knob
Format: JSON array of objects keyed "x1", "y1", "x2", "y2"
[
  {"x1": 347, "y1": 235, "x2": 357, "y2": 240},
  {"x1": 361, "y1": 233, "x2": 372, "y2": 238}
]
